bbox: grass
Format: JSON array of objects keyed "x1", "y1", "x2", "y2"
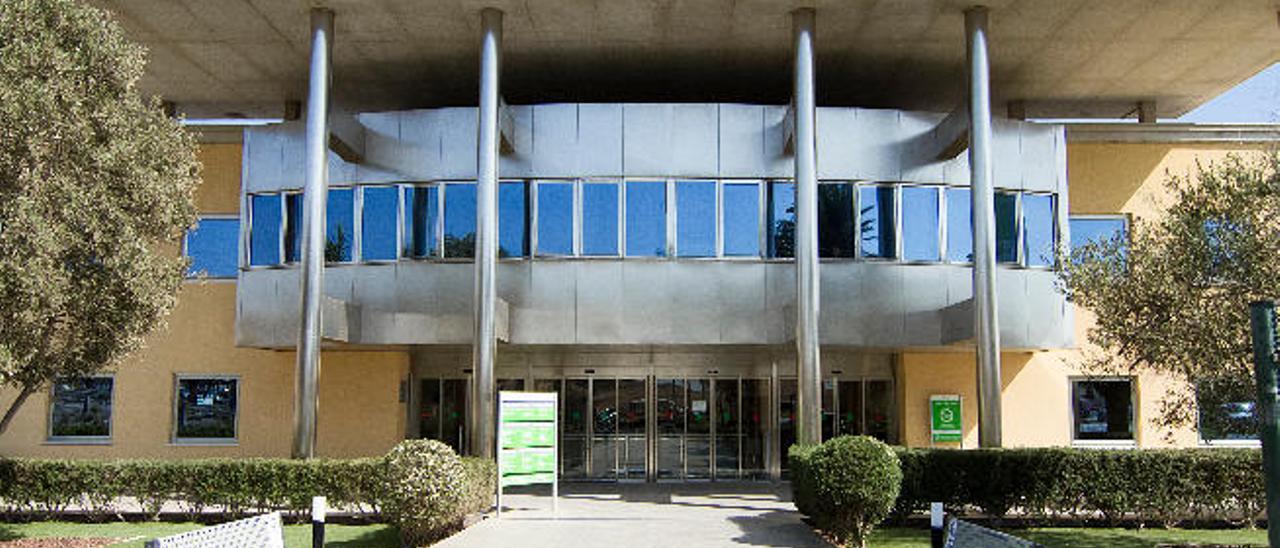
[
  {"x1": 0, "y1": 521, "x2": 398, "y2": 547},
  {"x1": 870, "y1": 526, "x2": 1269, "y2": 547}
]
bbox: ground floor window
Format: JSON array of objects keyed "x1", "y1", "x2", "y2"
[
  {"x1": 174, "y1": 376, "x2": 239, "y2": 443},
  {"x1": 1197, "y1": 379, "x2": 1259, "y2": 444},
  {"x1": 1071, "y1": 378, "x2": 1134, "y2": 442},
  {"x1": 49, "y1": 376, "x2": 114, "y2": 441}
]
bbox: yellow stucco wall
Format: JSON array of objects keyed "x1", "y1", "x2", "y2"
[{"x1": 0, "y1": 140, "x2": 410, "y2": 459}]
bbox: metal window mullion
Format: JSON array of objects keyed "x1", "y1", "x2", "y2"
[
  {"x1": 353, "y1": 186, "x2": 364, "y2": 263},
  {"x1": 573, "y1": 180, "x2": 583, "y2": 256},
  {"x1": 619, "y1": 181, "x2": 628, "y2": 257},
  {"x1": 436, "y1": 183, "x2": 446, "y2": 259},
  {"x1": 715, "y1": 180, "x2": 724, "y2": 258},
  {"x1": 894, "y1": 184, "x2": 904, "y2": 261},
  {"x1": 530, "y1": 181, "x2": 541, "y2": 256},
  {"x1": 278, "y1": 192, "x2": 288, "y2": 264},
  {"x1": 666, "y1": 179, "x2": 677, "y2": 258},
  {"x1": 757, "y1": 180, "x2": 767, "y2": 259},
  {"x1": 936, "y1": 185, "x2": 946, "y2": 263},
  {"x1": 852, "y1": 183, "x2": 862, "y2": 260}
]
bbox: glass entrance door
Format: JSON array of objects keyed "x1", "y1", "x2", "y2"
[{"x1": 653, "y1": 377, "x2": 767, "y2": 480}]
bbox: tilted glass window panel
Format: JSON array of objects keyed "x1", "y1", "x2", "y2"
[
  {"x1": 284, "y1": 193, "x2": 304, "y2": 263},
  {"x1": 50, "y1": 377, "x2": 113, "y2": 439},
  {"x1": 902, "y1": 187, "x2": 941, "y2": 262},
  {"x1": 768, "y1": 182, "x2": 796, "y2": 258},
  {"x1": 403, "y1": 186, "x2": 439, "y2": 258},
  {"x1": 995, "y1": 191, "x2": 1018, "y2": 263},
  {"x1": 175, "y1": 378, "x2": 238, "y2": 440},
  {"x1": 582, "y1": 183, "x2": 619, "y2": 256},
  {"x1": 499, "y1": 182, "x2": 529, "y2": 258},
  {"x1": 325, "y1": 188, "x2": 355, "y2": 262},
  {"x1": 361, "y1": 186, "x2": 399, "y2": 261},
  {"x1": 536, "y1": 182, "x2": 574, "y2": 255},
  {"x1": 676, "y1": 181, "x2": 716, "y2": 257},
  {"x1": 1072, "y1": 379, "x2": 1133, "y2": 441},
  {"x1": 1023, "y1": 194, "x2": 1056, "y2": 267},
  {"x1": 444, "y1": 183, "x2": 477, "y2": 258},
  {"x1": 1069, "y1": 216, "x2": 1127, "y2": 250},
  {"x1": 249, "y1": 194, "x2": 281, "y2": 266},
  {"x1": 818, "y1": 183, "x2": 855, "y2": 258},
  {"x1": 625, "y1": 181, "x2": 667, "y2": 257},
  {"x1": 186, "y1": 218, "x2": 240, "y2": 278},
  {"x1": 945, "y1": 188, "x2": 972, "y2": 262},
  {"x1": 859, "y1": 186, "x2": 897, "y2": 259},
  {"x1": 723, "y1": 182, "x2": 761, "y2": 257}
]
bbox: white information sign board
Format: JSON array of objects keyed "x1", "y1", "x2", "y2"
[{"x1": 496, "y1": 391, "x2": 558, "y2": 516}]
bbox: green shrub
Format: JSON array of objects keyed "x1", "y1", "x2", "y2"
[
  {"x1": 460, "y1": 457, "x2": 496, "y2": 516},
  {"x1": 889, "y1": 447, "x2": 1263, "y2": 527},
  {"x1": 791, "y1": 436, "x2": 902, "y2": 548},
  {"x1": 382, "y1": 440, "x2": 468, "y2": 546}
]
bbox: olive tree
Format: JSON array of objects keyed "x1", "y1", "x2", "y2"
[
  {"x1": 0, "y1": 0, "x2": 199, "y2": 435},
  {"x1": 1059, "y1": 151, "x2": 1280, "y2": 433}
]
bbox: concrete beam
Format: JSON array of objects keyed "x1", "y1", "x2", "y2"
[
  {"x1": 169, "y1": 101, "x2": 295, "y2": 121},
  {"x1": 1138, "y1": 100, "x2": 1158, "y2": 124},
  {"x1": 328, "y1": 110, "x2": 366, "y2": 163},
  {"x1": 933, "y1": 105, "x2": 969, "y2": 160}
]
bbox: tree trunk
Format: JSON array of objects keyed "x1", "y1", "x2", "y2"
[{"x1": 0, "y1": 385, "x2": 37, "y2": 436}]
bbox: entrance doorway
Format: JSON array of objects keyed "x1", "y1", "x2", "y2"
[{"x1": 654, "y1": 377, "x2": 768, "y2": 480}]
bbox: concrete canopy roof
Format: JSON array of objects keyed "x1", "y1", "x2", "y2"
[{"x1": 94, "y1": 0, "x2": 1280, "y2": 118}]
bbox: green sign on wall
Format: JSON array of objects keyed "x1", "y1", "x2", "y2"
[
  {"x1": 498, "y1": 392, "x2": 558, "y2": 489},
  {"x1": 930, "y1": 395, "x2": 962, "y2": 443}
]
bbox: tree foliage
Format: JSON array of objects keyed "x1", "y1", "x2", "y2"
[
  {"x1": 0, "y1": 0, "x2": 199, "y2": 433},
  {"x1": 1059, "y1": 151, "x2": 1280, "y2": 432}
]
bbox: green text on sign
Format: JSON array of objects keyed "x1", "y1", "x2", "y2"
[
  {"x1": 930, "y1": 395, "x2": 962, "y2": 443},
  {"x1": 501, "y1": 423, "x2": 556, "y2": 449}
]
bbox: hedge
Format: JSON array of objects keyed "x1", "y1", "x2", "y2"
[{"x1": 892, "y1": 447, "x2": 1264, "y2": 527}]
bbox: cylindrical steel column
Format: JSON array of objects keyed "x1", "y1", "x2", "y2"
[
  {"x1": 292, "y1": 8, "x2": 333, "y2": 460},
  {"x1": 966, "y1": 6, "x2": 1003, "y2": 448},
  {"x1": 792, "y1": 8, "x2": 822, "y2": 448},
  {"x1": 470, "y1": 7, "x2": 502, "y2": 459}
]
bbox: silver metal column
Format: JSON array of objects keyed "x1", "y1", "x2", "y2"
[
  {"x1": 292, "y1": 8, "x2": 333, "y2": 460},
  {"x1": 966, "y1": 6, "x2": 1003, "y2": 448},
  {"x1": 470, "y1": 7, "x2": 502, "y2": 459},
  {"x1": 792, "y1": 8, "x2": 822, "y2": 448}
]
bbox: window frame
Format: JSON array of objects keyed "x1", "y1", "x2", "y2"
[
  {"x1": 1020, "y1": 191, "x2": 1058, "y2": 269},
  {"x1": 325, "y1": 185, "x2": 357, "y2": 265},
  {"x1": 401, "y1": 182, "x2": 445, "y2": 260},
  {"x1": 531, "y1": 179, "x2": 578, "y2": 258},
  {"x1": 673, "y1": 179, "x2": 719, "y2": 259},
  {"x1": 578, "y1": 178, "x2": 624, "y2": 259},
  {"x1": 622, "y1": 178, "x2": 671, "y2": 259},
  {"x1": 898, "y1": 183, "x2": 944, "y2": 264},
  {"x1": 1068, "y1": 213, "x2": 1131, "y2": 251},
  {"x1": 1069, "y1": 376, "x2": 1138, "y2": 447},
  {"x1": 45, "y1": 375, "x2": 115, "y2": 445},
  {"x1": 1195, "y1": 383, "x2": 1262, "y2": 447},
  {"x1": 245, "y1": 192, "x2": 287, "y2": 269},
  {"x1": 854, "y1": 182, "x2": 899, "y2": 261},
  {"x1": 358, "y1": 184, "x2": 402, "y2": 264},
  {"x1": 718, "y1": 179, "x2": 767, "y2": 260},
  {"x1": 171, "y1": 374, "x2": 241, "y2": 446},
  {"x1": 439, "y1": 180, "x2": 480, "y2": 262},
  {"x1": 184, "y1": 214, "x2": 241, "y2": 281}
]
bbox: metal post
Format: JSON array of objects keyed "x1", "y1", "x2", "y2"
[
  {"x1": 1249, "y1": 301, "x2": 1280, "y2": 547},
  {"x1": 792, "y1": 7, "x2": 822, "y2": 447},
  {"x1": 311, "y1": 496, "x2": 326, "y2": 548},
  {"x1": 292, "y1": 8, "x2": 333, "y2": 460},
  {"x1": 966, "y1": 6, "x2": 1003, "y2": 448},
  {"x1": 470, "y1": 7, "x2": 502, "y2": 459}
]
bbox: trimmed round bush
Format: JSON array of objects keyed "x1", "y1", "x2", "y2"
[
  {"x1": 793, "y1": 435, "x2": 902, "y2": 548},
  {"x1": 383, "y1": 440, "x2": 468, "y2": 546}
]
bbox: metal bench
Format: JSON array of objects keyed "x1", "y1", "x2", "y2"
[{"x1": 144, "y1": 512, "x2": 285, "y2": 548}]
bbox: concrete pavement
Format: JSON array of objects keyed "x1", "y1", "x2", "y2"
[{"x1": 437, "y1": 482, "x2": 826, "y2": 548}]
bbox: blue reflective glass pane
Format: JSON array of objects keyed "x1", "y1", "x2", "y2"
[
  {"x1": 250, "y1": 195, "x2": 281, "y2": 266},
  {"x1": 995, "y1": 192, "x2": 1017, "y2": 263},
  {"x1": 769, "y1": 182, "x2": 796, "y2": 258},
  {"x1": 361, "y1": 187, "x2": 399, "y2": 261},
  {"x1": 945, "y1": 188, "x2": 972, "y2": 262},
  {"x1": 583, "y1": 183, "x2": 619, "y2": 256},
  {"x1": 677, "y1": 181, "x2": 716, "y2": 257},
  {"x1": 723, "y1": 183, "x2": 760, "y2": 257},
  {"x1": 444, "y1": 184, "x2": 477, "y2": 258},
  {"x1": 326, "y1": 188, "x2": 355, "y2": 262},
  {"x1": 626, "y1": 181, "x2": 666, "y2": 257},
  {"x1": 818, "y1": 183, "x2": 855, "y2": 258},
  {"x1": 537, "y1": 183, "x2": 574, "y2": 255},
  {"x1": 1023, "y1": 194, "x2": 1056, "y2": 267},
  {"x1": 186, "y1": 218, "x2": 240, "y2": 277},
  {"x1": 1069, "y1": 217, "x2": 1127, "y2": 250},
  {"x1": 285, "y1": 194, "x2": 303, "y2": 263},
  {"x1": 902, "y1": 187, "x2": 940, "y2": 262},
  {"x1": 499, "y1": 182, "x2": 528, "y2": 258},
  {"x1": 403, "y1": 186, "x2": 438, "y2": 258},
  {"x1": 859, "y1": 186, "x2": 896, "y2": 259}
]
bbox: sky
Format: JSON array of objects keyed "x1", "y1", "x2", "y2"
[{"x1": 1179, "y1": 62, "x2": 1280, "y2": 123}]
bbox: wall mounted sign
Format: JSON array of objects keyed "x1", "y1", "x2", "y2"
[{"x1": 930, "y1": 395, "x2": 963, "y2": 443}]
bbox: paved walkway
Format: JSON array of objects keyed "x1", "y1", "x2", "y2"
[{"x1": 437, "y1": 482, "x2": 826, "y2": 548}]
